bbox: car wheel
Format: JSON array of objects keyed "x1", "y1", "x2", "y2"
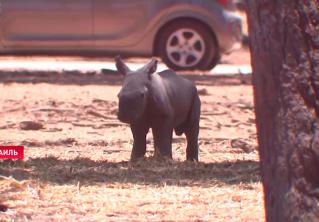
[{"x1": 156, "y1": 20, "x2": 219, "y2": 71}]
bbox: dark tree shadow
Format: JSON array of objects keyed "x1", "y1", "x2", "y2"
[
  {"x1": 0, "y1": 70, "x2": 122, "y2": 86},
  {"x1": 0, "y1": 70, "x2": 251, "y2": 86},
  {"x1": 0, "y1": 157, "x2": 260, "y2": 187}
]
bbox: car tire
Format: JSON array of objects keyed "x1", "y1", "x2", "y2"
[{"x1": 156, "y1": 20, "x2": 219, "y2": 71}]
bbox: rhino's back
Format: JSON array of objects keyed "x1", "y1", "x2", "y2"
[
  {"x1": 157, "y1": 69, "x2": 198, "y2": 126},
  {"x1": 158, "y1": 69, "x2": 195, "y2": 91}
]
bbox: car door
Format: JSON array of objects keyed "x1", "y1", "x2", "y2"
[
  {"x1": 0, "y1": 0, "x2": 93, "y2": 48},
  {"x1": 93, "y1": 0, "x2": 150, "y2": 48}
]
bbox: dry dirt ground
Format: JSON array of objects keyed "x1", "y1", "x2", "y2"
[{"x1": 0, "y1": 48, "x2": 264, "y2": 221}]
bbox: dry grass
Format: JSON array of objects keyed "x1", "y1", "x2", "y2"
[{"x1": 0, "y1": 65, "x2": 264, "y2": 221}]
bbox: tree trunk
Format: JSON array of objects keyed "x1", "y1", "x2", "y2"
[{"x1": 245, "y1": 0, "x2": 319, "y2": 221}]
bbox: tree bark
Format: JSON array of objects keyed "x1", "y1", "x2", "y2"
[{"x1": 245, "y1": 0, "x2": 319, "y2": 221}]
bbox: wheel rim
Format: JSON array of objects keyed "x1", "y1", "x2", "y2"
[{"x1": 166, "y1": 28, "x2": 205, "y2": 68}]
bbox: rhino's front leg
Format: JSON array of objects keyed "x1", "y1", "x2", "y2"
[
  {"x1": 152, "y1": 123, "x2": 173, "y2": 158},
  {"x1": 185, "y1": 131, "x2": 199, "y2": 161},
  {"x1": 130, "y1": 122, "x2": 149, "y2": 161}
]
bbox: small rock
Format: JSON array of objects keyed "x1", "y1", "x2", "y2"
[
  {"x1": 198, "y1": 88, "x2": 209, "y2": 96},
  {"x1": 19, "y1": 121, "x2": 44, "y2": 130},
  {"x1": 0, "y1": 203, "x2": 8, "y2": 212}
]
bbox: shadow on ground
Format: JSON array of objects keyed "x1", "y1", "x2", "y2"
[
  {"x1": 0, "y1": 70, "x2": 251, "y2": 86},
  {"x1": 0, "y1": 157, "x2": 260, "y2": 187}
]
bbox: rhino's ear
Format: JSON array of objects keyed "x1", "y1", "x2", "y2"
[
  {"x1": 115, "y1": 55, "x2": 131, "y2": 75},
  {"x1": 141, "y1": 58, "x2": 158, "y2": 76}
]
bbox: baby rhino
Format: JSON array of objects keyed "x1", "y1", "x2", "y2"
[{"x1": 116, "y1": 56, "x2": 200, "y2": 161}]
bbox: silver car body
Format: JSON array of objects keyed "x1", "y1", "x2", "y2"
[{"x1": 0, "y1": 0, "x2": 242, "y2": 56}]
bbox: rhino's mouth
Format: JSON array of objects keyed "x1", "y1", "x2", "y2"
[
  {"x1": 117, "y1": 113, "x2": 132, "y2": 123},
  {"x1": 117, "y1": 110, "x2": 140, "y2": 124}
]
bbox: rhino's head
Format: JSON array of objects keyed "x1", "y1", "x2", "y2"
[{"x1": 115, "y1": 56, "x2": 158, "y2": 124}]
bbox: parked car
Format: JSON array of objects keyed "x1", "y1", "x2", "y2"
[{"x1": 0, "y1": 0, "x2": 242, "y2": 70}]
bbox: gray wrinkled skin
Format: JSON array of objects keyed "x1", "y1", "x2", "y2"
[{"x1": 116, "y1": 56, "x2": 200, "y2": 161}]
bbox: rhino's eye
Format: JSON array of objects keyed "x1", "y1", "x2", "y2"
[{"x1": 140, "y1": 92, "x2": 145, "y2": 98}]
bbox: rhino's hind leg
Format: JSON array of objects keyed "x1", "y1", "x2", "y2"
[
  {"x1": 130, "y1": 122, "x2": 149, "y2": 161},
  {"x1": 185, "y1": 94, "x2": 200, "y2": 161}
]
